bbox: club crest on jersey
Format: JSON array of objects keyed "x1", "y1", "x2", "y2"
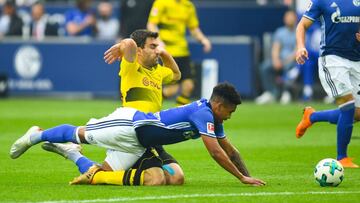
[
  {"x1": 354, "y1": 0, "x2": 360, "y2": 7},
  {"x1": 207, "y1": 122, "x2": 214, "y2": 134}
]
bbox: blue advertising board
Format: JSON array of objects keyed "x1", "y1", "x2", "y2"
[{"x1": 0, "y1": 38, "x2": 256, "y2": 98}]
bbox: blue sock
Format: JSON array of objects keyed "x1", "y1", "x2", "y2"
[
  {"x1": 40, "y1": 124, "x2": 78, "y2": 143},
  {"x1": 310, "y1": 109, "x2": 340, "y2": 124},
  {"x1": 76, "y1": 157, "x2": 96, "y2": 174},
  {"x1": 336, "y1": 102, "x2": 355, "y2": 160}
]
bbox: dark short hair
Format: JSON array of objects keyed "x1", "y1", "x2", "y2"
[
  {"x1": 210, "y1": 82, "x2": 242, "y2": 105},
  {"x1": 130, "y1": 29, "x2": 158, "y2": 48}
]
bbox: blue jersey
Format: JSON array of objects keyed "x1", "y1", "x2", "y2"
[
  {"x1": 133, "y1": 99, "x2": 225, "y2": 146},
  {"x1": 304, "y1": 0, "x2": 360, "y2": 61}
]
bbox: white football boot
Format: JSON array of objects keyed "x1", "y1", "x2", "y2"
[
  {"x1": 42, "y1": 142, "x2": 82, "y2": 159},
  {"x1": 10, "y1": 126, "x2": 41, "y2": 159}
]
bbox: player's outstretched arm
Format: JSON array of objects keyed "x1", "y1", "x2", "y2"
[
  {"x1": 104, "y1": 38, "x2": 137, "y2": 64},
  {"x1": 295, "y1": 17, "x2": 313, "y2": 65},
  {"x1": 218, "y1": 138, "x2": 250, "y2": 176},
  {"x1": 201, "y1": 135, "x2": 265, "y2": 186}
]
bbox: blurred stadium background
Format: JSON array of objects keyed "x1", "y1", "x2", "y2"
[{"x1": 0, "y1": 0, "x2": 320, "y2": 102}]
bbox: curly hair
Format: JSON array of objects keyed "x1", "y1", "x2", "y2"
[
  {"x1": 130, "y1": 29, "x2": 159, "y2": 48},
  {"x1": 210, "y1": 82, "x2": 242, "y2": 105}
]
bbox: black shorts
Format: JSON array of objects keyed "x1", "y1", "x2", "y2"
[
  {"x1": 131, "y1": 145, "x2": 178, "y2": 171},
  {"x1": 174, "y1": 56, "x2": 194, "y2": 81}
]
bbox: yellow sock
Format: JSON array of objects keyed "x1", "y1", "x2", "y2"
[
  {"x1": 91, "y1": 170, "x2": 144, "y2": 185},
  {"x1": 176, "y1": 95, "x2": 191, "y2": 106}
]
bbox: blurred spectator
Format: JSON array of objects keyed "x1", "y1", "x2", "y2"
[
  {"x1": 29, "y1": 2, "x2": 58, "y2": 40},
  {"x1": 64, "y1": 0, "x2": 96, "y2": 37},
  {"x1": 96, "y1": 0, "x2": 118, "y2": 40},
  {"x1": 119, "y1": 0, "x2": 154, "y2": 38},
  {"x1": 0, "y1": 0, "x2": 23, "y2": 37},
  {"x1": 255, "y1": 10, "x2": 297, "y2": 105}
]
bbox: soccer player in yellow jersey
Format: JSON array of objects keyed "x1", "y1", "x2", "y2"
[
  {"x1": 103, "y1": 29, "x2": 185, "y2": 185},
  {"x1": 41, "y1": 30, "x2": 185, "y2": 186},
  {"x1": 147, "y1": 0, "x2": 212, "y2": 106}
]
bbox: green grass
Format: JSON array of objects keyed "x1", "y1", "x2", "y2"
[{"x1": 0, "y1": 99, "x2": 360, "y2": 202}]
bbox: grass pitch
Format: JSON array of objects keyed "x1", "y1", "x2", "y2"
[{"x1": 0, "y1": 99, "x2": 359, "y2": 202}]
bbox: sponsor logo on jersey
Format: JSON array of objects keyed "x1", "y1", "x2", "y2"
[
  {"x1": 331, "y1": 3, "x2": 360, "y2": 23},
  {"x1": 142, "y1": 77, "x2": 161, "y2": 89},
  {"x1": 207, "y1": 122, "x2": 214, "y2": 134}
]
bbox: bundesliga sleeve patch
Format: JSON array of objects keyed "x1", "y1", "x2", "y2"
[{"x1": 207, "y1": 122, "x2": 215, "y2": 134}]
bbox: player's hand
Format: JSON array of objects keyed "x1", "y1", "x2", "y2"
[
  {"x1": 240, "y1": 176, "x2": 266, "y2": 186},
  {"x1": 296, "y1": 47, "x2": 308, "y2": 65},
  {"x1": 356, "y1": 32, "x2": 360, "y2": 42},
  {"x1": 104, "y1": 44, "x2": 122, "y2": 64},
  {"x1": 202, "y1": 38, "x2": 212, "y2": 53}
]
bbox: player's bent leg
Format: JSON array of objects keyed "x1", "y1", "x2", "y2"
[
  {"x1": 163, "y1": 163, "x2": 184, "y2": 185},
  {"x1": 41, "y1": 142, "x2": 96, "y2": 174},
  {"x1": 163, "y1": 84, "x2": 179, "y2": 98},
  {"x1": 176, "y1": 79, "x2": 193, "y2": 106},
  {"x1": 10, "y1": 125, "x2": 84, "y2": 159}
]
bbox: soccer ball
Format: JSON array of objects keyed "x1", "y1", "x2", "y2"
[{"x1": 314, "y1": 158, "x2": 344, "y2": 187}]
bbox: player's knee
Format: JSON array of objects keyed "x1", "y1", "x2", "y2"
[
  {"x1": 143, "y1": 167, "x2": 166, "y2": 186},
  {"x1": 164, "y1": 163, "x2": 185, "y2": 185},
  {"x1": 168, "y1": 172, "x2": 184, "y2": 185},
  {"x1": 181, "y1": 79, "x2": 194, "y2": 92}
]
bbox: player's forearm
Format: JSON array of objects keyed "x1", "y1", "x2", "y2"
[
  {"x1": 296, "y1": 19, "x2": 311, "y2": 50},
  {"x1": 160, "y1": 51, "x2": 181, "y2": 81},
  {"x1": 228, "y1": 150, "x2": 250, "y2": 177},
  {"x1": 210, "y1": 149, "x2": 245, "y2": 182},
  {"x1": 190, "y1": 27, "x2": 208, "y2": 44}
]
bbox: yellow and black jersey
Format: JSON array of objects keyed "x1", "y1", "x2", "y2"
[
  {"x1": 119, "y1": 58, "x2": 174, "y2": 113},
  {"x1": 148, "y1": 0, "x2": 199, "y2": 57}
]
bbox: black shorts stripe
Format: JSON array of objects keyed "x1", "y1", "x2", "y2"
[{"x1": 321, "y1": 57, "x2": 338, "y2": 97}]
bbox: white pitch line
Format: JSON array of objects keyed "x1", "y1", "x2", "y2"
[{"x1": 34, "y1": 191, "x2": 360, "y2": 203}]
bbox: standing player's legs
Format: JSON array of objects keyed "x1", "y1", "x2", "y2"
[
  {"x1": 175, "y1": 56, "x2": 194, "y2": 106},
  {"x1": 296, "y1": 55, "x2": 359, "y2": 168}
]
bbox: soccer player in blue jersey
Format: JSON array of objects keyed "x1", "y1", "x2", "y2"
[
  {"x1": 10, "y1": 83, "x2": 265, "y2": 186},
  {"x1": 295, "y1": 0, "x2": 360, "y2": 168}
]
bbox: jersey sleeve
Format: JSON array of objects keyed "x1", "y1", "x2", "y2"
[
  {"x1": 189, "y1": 108, "x2": 217, "y2": 138},
  {"x1": 119, "y1": 57, "x2": 138, "y2": 77},
  {"x1": 215, "y1": 123, "x2": 225, "y2": 139},
  {"x1": 148, "y1": 0, "x2": 165, "y2": 24},
  {"x1": 303, "y1": 0, "x2": 322, "y2": 21},
  {"x1": 160, "y1": 66, "x2": 174, "y2": 85},
  {"x1": 187, "y1": 3, "x2": 199, "y2": 29}
]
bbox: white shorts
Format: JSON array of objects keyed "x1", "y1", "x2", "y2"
[
  {"x1": 84, "y1": 107, "x2": 146, "y2": 170},
  {"x1": 104, "y1": 149, "x2": 142, "y2": 170},
  {"x1": 318, "y1": 55, "x2": 360, "y2": 106}
]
